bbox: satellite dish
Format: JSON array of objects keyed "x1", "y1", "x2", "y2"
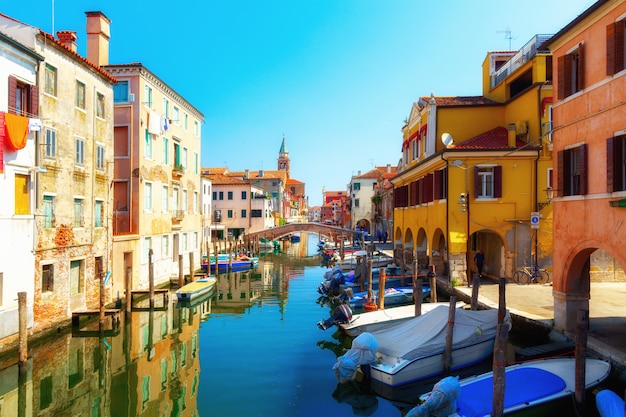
[{"x1": 441, "y1": 133, "x2": 454, "y2": 147}]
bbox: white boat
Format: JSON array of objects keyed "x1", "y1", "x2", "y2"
[
  {"x1": 369, "y1": 305, "x2": 504, "y2": 387},
  {"x1": 175, "y1": 277, "x2": 217, "y2": 302},
  {"x1": 408, "y1": 357, "x2": 611, "y2": 417},
  {"x1": 339, "y1": 302, "x2": 465, "y2": 337},
  {"x1": 337, "y1": 250, "x2": 393, "y2": 271}
]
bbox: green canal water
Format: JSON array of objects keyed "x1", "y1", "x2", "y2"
[{"x1": 0, "y1": 234, "x2": 619, "y2": 416}]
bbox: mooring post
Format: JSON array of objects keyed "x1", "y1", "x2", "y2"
[
  {"x1": 414, "y1": 277, "x2": 423, "y2": 317},
  {"x1": 18, "y1": 291, "x2": 27, "y2": 373},
  {"x1": 178, "y1": 254, "x2": 184, "y2": 288},
  {"x1": 377, "y1": 267, "x2": 386, "y2": 310},
  {"x1": 149, "y1": 249, "x2": 155, "y2": 309},
  {"x1": 229, "y1": 241, "x2": 233, "y2": 271},
  {"x1": 443, "y1": 296, "x2": 457, "y2": 373},
  {"x1": 471, "y1": 273, "x2": 480, "y2": 310},
  {"x1": 213, "y1": 242, "x2": 219, "y2": 278},
  {"x1": 367, "y1": 257, "x2": 374, "y2": 305},
  {"x1": 125, "y1": 266, "x2": 132, "y2": 315},
  {"x1": 492, "y1": 321, "x2": 510, "y2": 416},
  {"x1": 99, "y1": 268, "x2": 105, "y2": 329},
  {"x1": 575, "y1": 309, "x2": 589, "y2": 411},
  {"x1": 189, "y1": 251, "x2": 195, "y2": 282}
]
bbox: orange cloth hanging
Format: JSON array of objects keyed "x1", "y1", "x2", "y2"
[{"x1": 4, "y1": 113, "x2": 29, "y2": 151}]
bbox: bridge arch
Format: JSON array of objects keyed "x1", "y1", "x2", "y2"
[{"x1": 246, "y1": 223, "x2": 359, "y2": 242}]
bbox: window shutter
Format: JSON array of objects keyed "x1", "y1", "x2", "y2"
[
  {"x1": 579, "y1": 143, "x2": 588, "y2": 195},
  {"x1": 557, "y1": 150, "x2": 565, "y2": 197},
  {"x1": 473, "y1": 166, "x2": 480, "y2": 198},
  {"x1": 607, "y1": 137, "x2": 615, "y2": 192},
  {"x1": 577, "y1": 42, "x2": 585, "y2": 91},
  {"x1": 8, "y1": 76, "x2": 17, "y2": 114},
  {"x1": 434, "y1": 169, "x2": 443, "y2": 200},
  {"x1": 426, "y1": 173, "x2": 434, "y2": 203},
  {"x1": 616, "y1": 21, "x2": 625, "y2": 73},
  {"x1": 29, "y1": 84, "x2": 39, "y2": 116},
  {"x1": 607, "y1": 23, "x2": 616, "y2": 75},
  {"x1": 494, "y1": 166, "x2": 502, "y2": 198},
  {"x1": 557, "y1": 55, "x2": 566, "y2": 100}
]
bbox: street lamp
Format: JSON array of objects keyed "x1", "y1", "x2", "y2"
[{"x1": 451, "y1": 159, "x2": 472, "y2": 287}]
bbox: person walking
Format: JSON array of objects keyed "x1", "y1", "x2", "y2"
[{"x1": 474, "y1": 249, "x2": 485, "y2": 277}]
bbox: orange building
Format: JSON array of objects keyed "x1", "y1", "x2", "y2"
[{"x1": 544, "y1": 0, "x2": 626, "y2": 333}]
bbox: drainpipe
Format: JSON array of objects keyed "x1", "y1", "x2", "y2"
[
  {"x1": 440, "y1": 154, "x2": 451, "y2": 283},
  {"x1": 534, "y1": 81, "x2": 549, "y2": 267}
]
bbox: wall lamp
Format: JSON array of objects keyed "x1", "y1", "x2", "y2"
[
  {"x1": 538, "y1": 187, "x2": 557, "y2": 210},
  {"x1": 458, "y1": 193, "x2": 468, "y2": 212}
]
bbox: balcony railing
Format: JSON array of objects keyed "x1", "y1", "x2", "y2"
[
  {"x1": 172, "y1": 210, "x2": 185, "y2": 221},
  {"x1": 491, "y1": 34, "x2": 553, "y2": 88}
]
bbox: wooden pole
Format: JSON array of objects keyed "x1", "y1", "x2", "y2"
[
  {"x1": 340, "y1": 239, "x2": 344, "y2": 260},
  {"x1": 178, "y1": 254, "x2": 184, "y2": 288},
  {"x1": 429, "y1": 272, "x2": 438, "y2": 303},
  {"x1": 575, "y1": 309, "x2": 589, "y2": 410},
  {"x1": 148, "y1": 249, "x2": 155, "y2": 309},
  {"x1": 367, "y1": 257, "x2": 374, "y2": 305},
  {"x1": 414, "y1": 277, "x2": 423, "y2": 317},
  {"x1": 189, "y1": 251, "x2": 195, "y2": 282},
  {"x1": 125, "y1": 266, "x2": 132, "y2": 314},
  {"x1": 492, "y1": 322, "x2": 510, "y2": 417},
  {"x1": 229, "y1": 242, "x2": 233, "y2": 271},
  {"x1": 18, "y1": 292, "x2": 27, "y2": 372},
  {"x1": 377, "y1": 267, "x2": 386, "y2": 310},
  {"x1": 498, "y1": 277, "x2": 507, "y2": 322},
  {"x1": 213, "y1": 242, "x2": 219, "y2": 278},
  {"x1": 99, "y1": 268, "x2": 105, "y2": 329},
  {"x1": 443, "y1": 296, "x2": 457, "y2": 373},
  {"x1": 413, "y1": 253, "x2": 418, "y2": 306},
  {"x1": 471, "y1": 273, "x2": 480, "y2": 310}
]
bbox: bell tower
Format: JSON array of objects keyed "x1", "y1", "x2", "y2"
[{"x1": 277, "y1": 135, "x2": 290, "y2": 178}]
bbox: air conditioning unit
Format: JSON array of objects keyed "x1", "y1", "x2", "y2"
[
  {"x1": 129, "y1": 93, "x2": 135, "y2": 102},
  {"x1": 516, "y1": 121, "x2": 527, "y2": 135}
]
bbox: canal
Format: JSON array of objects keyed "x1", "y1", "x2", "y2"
[{"x1": 0, "y1": 233, "x2": 620, "y2": 416}]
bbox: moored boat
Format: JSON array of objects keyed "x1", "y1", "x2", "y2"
[{"x1": 175, "y1": 277, "x2": 217, "y2": 302}]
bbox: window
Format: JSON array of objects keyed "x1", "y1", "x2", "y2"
[
  {"x1": 144, "y1": 183, "x2": 153, "y2": 211},
  {"x1": 228, "y1": 191, "x2": 233, "y2": 200},
  {"x1": 173, "y1": 187, "x2": 179, "y2": 211},
  {"x1": 174, "y1": 142, "x2": 181, "y2": 169},
  {"x1": 114, "y1": 181, "x2": 129, "y2": 212},
  {"x1": 474, "y1": 166, "x2": 502, "y2": 198},
  {"x1": 227, "y1": 209, "x2": 233, "y2": 219},
  {"x1": 184, "y1": 113, "x2": 188, "y2": 130},
  {"x1": 44, "y1": 129, "x2": 56, "y2": 158},
  {"x1": 557, "y1": 43, "x2": 584, "y2": 99},
  {"x1": 162, "y1": 185, "x2": 169, "y2": 212},
  {"x1": 163, "y1": 137, "x2": 169, "y2": 164},
  {"x1": 43, "y1": 195, "x2": 55, "y2": 227},
  {"x1": 162, "y1": 235, "x2": 169, "y2": 259},
  {"x1": 251, "y1": 209, "x2": 262, "y2": 217},
  {"x1": 113, "y1": 80, "x2": 129, "y2": 103},
  {"x1": 8, "y1": 76, "x2": 38, "y2": 117},
  {"x1": 145, "y1": 85, "x2": 153, "y2": 108},
  {"x1": 558, "y1": 144, "x2": 588, "y2": 197},
  {"x1": 607, "y1": 135, "x2": 626, "y2": 192},
  {"x1": 114, "y1": 125, "x2": 130, "y2": 157},
  {"x1": 193, "y1": 191, "x2": 198, "y2": 214},
  {"x1": 194, "y1": 121, "x2": 199, "y2": 136},
  {"x1": 182, "y1": 147, "x2": 188, "y2": 170},
  {"x1": 194, "y1": 232, "x2": 198, "y2": 249},
  {"x1": 40, "y1": 375, "x2": 52, "y2": 410},
  {"x1": 70, "y1": 259, "x2": 84, "y2": 295},
  {"x1": 42, "y1": 264, "x2": 54, "y2": 293},
  {"x1": 73, "y1": 198, "x2": 84, "y2": 227},
  {"x1": 75, "y1": 137, "x2": 85, "y2": 166},
  {"x1": 96, "y1": 144, "x2": 105, "y2": 170},
  {"x1": 606, "y1": 19, "x2": 626, "y2": 76},
  {"x1": 14, "y1": 174, "x2": 30, "y2": 215},
  {"x1": 95, "y1": 256, "x2": 103, "y2": 279},
  {"x1": 194, "y1": 152, "x2": 198, "y2": 174},
  {"x1": 219, "y1": 191, "x2": 224, "y2": 200},
  {"x1": 182, "y1": 190, "x2": 188, "y2": 213},
  {"x1": 241, "y1": 191, "x2": 247, "y2": 200},
  {"x1": 173, "y1": 106, "x2": 180, "y2": 125},
  {"x1": 163, "y1": 98, "x2": 170, "y2": 118},
  {"x1": 143, "y1": 237, "x2": 152, "y2": 261},
  {"x1": 353, "y1": 183, "x2": 361, "y2": 191},
  {"x1": 182, "y1": 233, "x2": 188, "y2": 251},
  {"x1": 96, "y1": 92, "x2": 105, "y2": 118},
  {"x1": 44, "y1": 64, "x2": 57, "y2": 96},
  {"x1": 354, "y1": 198, "x2": 360, "y2": 207},
  {"x1": 75, "y1": 81, "x2": 86, "y2": 109},
  {"x1": 145, "y1": 130, "x2": 152, "y2": 159},
  {"x1": 212, "y1": 191, "x2": 217, "y2": 200},
  {"x1": 241, "y1": 209, "x2": 247, "y2": 218},
  {"x1": 95, "y1": 200, "x2": 104, "y2": 227}
]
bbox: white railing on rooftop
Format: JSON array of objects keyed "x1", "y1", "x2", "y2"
[{"x1": 491, "y1": 34, "x2": 553, "y2": 88}]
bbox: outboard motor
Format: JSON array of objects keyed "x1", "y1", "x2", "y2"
[{"x1": 317, "y1": 304, "x2": 353, "y2": 330}]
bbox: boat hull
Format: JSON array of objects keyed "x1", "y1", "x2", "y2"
[
  {"x1": 370, "y1": 338, "x2": 496, "y2": 387},
  {"x1": 176, "y1": 278, "x2": 216, "y2": 302}
]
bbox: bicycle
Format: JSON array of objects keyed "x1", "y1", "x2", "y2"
[{"x1": 513, "y1": 265, "x2": 550, "y2": 285}]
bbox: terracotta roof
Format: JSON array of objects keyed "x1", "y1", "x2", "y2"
[
  {"x1": 202, "y1": 167, "x2": 229, "y2": 175},
  {"x1": 286, "y1": 178, "x2": 304, "y2": 185},
  {"x1": 205, "y1": 175, "x2": 248, "y2": 185},
  {"x1": 419, "y1": 95, "x2": 499, "y2": 107},
  {"x1": 451, "y1": 126, "x2": 530, "y2": 149}
]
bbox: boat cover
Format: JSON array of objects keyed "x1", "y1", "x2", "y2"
[
  {"x1": 405, "y1": 376, "x2": 460, "y2": 417},
  {"x1": 370, "y1": 305, "x2": 503, "y2": 359},
  {"x1": 332, "y1": 332, "x2": 378, "y2": 383},
  {"x1": 596, "y1": 389, "x2": 625, "y2": 417}
]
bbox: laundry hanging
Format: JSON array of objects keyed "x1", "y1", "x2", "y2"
[
  {"x1": 148, "y1": 110, "x2": 161, "y2": 135},
  {"x1": 4, "y1": 112, "x2": 29, "y2": 151}
]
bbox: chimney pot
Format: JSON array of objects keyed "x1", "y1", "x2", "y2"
[{"x1": 56, "y1": 31, "x2": 78, "y2": 52}]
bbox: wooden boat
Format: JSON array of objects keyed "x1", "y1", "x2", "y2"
[
  {"x1": 339, "y1": 302, "x2": 465, "y2": 337},
  {"x1": 369, "y1": 305, "x2": 503, "y2": 387},
  {"x1": 337, "y1": 250, "x2": 393, "y2": 271},
  {"x1": 409, "y1": 357, "x2": 611, "y2": 417},
  {"x1": 176, "y1": 277, "x2": 217, "y2": 302}
]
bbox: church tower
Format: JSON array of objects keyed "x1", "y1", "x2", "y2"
[{"x1": 277, "y1": 135, "x2": 290, "y2": 178}]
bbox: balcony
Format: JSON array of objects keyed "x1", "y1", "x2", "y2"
[
  {"x1": 491, "y1": 34, "x2": 552, "y2": 88},
  {"x1": 172, "y1": 210, "x2": 185, "y2": 222},
  {"x1": 172, "y1": 164, "x2": 184, "y2": 179}
]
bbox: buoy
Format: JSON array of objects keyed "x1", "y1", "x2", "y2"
[{"x1": 364, "y1": 300, "x2": 378, "y2": 311}]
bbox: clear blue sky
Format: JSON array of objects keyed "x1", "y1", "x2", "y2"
[{"x1": 2, "y1": 0, "x2": 594, "y2": 206}]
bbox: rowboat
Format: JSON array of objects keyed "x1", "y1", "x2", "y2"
[
  {"x1": 408, "y1": 357, "x2": 611, "y2": 417},
  {"x1": 175, "y1": 277, "x2": 217, "y2": 302}
]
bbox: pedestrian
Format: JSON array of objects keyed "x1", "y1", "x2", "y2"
[
  {"x1": 474, "y1": 249, "x2": 485, "y2": 277},
  {"x1": 382, "y1": 230, "x2": 388, "y2": 244},
  {"x1": 376, "y1": 229, "x2": 382, "y2": 243}
]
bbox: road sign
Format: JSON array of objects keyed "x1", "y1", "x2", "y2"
[{"x1": 530, "y1": 212, "x2": 540, "y2": 229}]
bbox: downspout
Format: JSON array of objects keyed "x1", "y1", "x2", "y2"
[
  {"x1": 533, "y1": 81, "x2": 549, "y2": 268},
  {"x1": 440, "y1": 154, "x2": 451, "y2": 283}
]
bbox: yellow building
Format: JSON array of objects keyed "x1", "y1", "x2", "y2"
[{"x1": 392, "y1": 35, "x2": 554, "y2": 286}]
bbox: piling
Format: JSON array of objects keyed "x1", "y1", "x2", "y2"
[
  {"x1": 377, "y1": 267, "x2": 386, "y2": 310},
  {"x1": 149, "y1": 249, "x2": 155, "y2": 309},
  {"x1": 189, "y1": 251, "x2": 195, "y2": 282},
  {"x1": 125, "y1": 266, "x2": 132, "y2": 315},
  {"x1": 367, "y1": 257, "x2": 374, "y2": 306},
  {"x1": 443, "y1": 296, "x2": 457, "y2": 373},
  {"x1": 99, "y1": 269, "x2": 105, "y2": 329},
  {"x1": 340, "y1": 239, "x2": 344, "y2": 260},
  {"x1": 429, "y1": 271, "x2": 437, "y2": 303},
  {"x1": 414, "y1": 277, "x2": 423, "y2": 317},
  {"x1": 229, "y1": 242, "x2": 233, "y2": 271},
  {"x1": 178, "y1": 254, "x2": 184, "y2": 288},
  {"x1": 492, "y1": 278, "x2": 509, "y2": 417},
  {"x1": 575, "y1": 309, "x2": 589, "y2": 411},
  {"x1": 471, "y1": 273, "x2": 480, "y2": 310},
  {"x1": 18, "y1": 291, "x2": 27, "y2": 372}
]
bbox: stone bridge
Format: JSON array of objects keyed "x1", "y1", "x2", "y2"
[{"x1": 246, "y1": 223, "x2": 358, "y2": 242}]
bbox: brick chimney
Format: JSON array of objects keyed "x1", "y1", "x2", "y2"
[
  {"x1": 56, "y1": 31, "x2": 77, "y2": 52},
  {"x1": 85, "y1": 11, "x2": 111, "y2": 67}
]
